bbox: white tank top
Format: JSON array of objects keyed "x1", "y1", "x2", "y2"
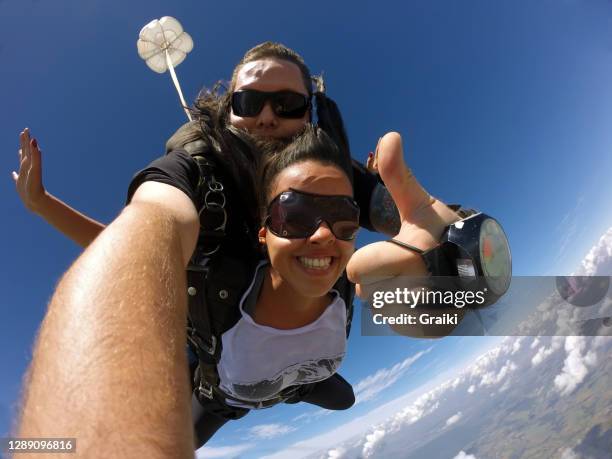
[{"x1": 216, "y1": 261, "x2": 347, "y2": 409}]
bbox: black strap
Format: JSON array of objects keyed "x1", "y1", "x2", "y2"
[
  {"x1": 192, "y1": 155, "x2": 227, "y2": 256},
  {"x1": 187, "y1": 266, "x2": 217, "y2": 361},
  {"x1": 387, "y1": 239, "x2": 426, "y2": 254},
  {"x1": 186, "y1": 152, "x2": 227, "y2": 363}
]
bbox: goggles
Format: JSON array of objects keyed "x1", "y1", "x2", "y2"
[
  {"x1": 231, "y1": 90, "x2": 311, "y2": 119},
  {"x1": 265, "y1": 189, "x2": 360, "y2": 241}
]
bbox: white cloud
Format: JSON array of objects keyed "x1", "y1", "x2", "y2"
[
  {"x1": 292, "y1": 349, "x2": 433, "y2": 424},
  {"x1": 511, "y1": 337, "x2": 524, "y2": 354},
  {"x1": 479, "y1": 360, "x2": 517, "y2": 387},
  {"x1": 362, "y1": 429, "x2": 385, "y2": 458},
  {"x1": 592, "y1": 336, "x2": 611, "y2": 349},
  {"x1": 391, "y1": 389, "x2": 441, "y2": 431},
  {"x1": 291, "y1": 407, "x2": 332, "y2": 423},
  {"x1": 531, "y1": 336, "x2": 564, "y2": 367},
  {"x1": 327, "y1": 446, "x2": 346, "y2": 458},
  {"x1": 453, "y1": 451, "x2": 477, "y2": 459},
  {"x1": 259, "y1": 339, "x2": 506, "y2": 459},
  {"x1": 446, "y1": 411, "x2": 462, "y2": 427},
  {"x1": 353, "y1": 348, "x2": 431, "y2": 404},
  {"x1": 559, "y1": 447, "x2": 581, "y2": 459},
  {"x1": 195, "y1": 443, "x2": 255, "y2": 458},
  {"x1": 263, "y1": 335, "x2": 608, "y2": 459},
  {"x1": 573, "y1": 226, "x2": 612, "y2": 276},
  {"x1": 554, "y1": 337, "x2": 597, "y2": 396},
  {"x1": 554, "y1": 195, "x2": 585, "y2": 268},
  {"x1": 249, "y1": 423, "x2": 297, "y2": 439}
]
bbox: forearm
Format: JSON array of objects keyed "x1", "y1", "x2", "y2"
[
  {"x1": 18, "y1": 202, "x2": 194, "y2": 458},
  {"x1": 34, "y1": 192, "x2": 106, "y2": 247}
]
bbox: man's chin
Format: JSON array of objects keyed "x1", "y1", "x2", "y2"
[{"x1": 251, "y1": 135, "x2": 292, "y2": 155}]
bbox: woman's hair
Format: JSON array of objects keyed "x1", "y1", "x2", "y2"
[{"x1": 256, "y1": 124, "x2": 353, "y2": 225}]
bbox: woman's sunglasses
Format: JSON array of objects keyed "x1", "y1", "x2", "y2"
[
  {"x1": 265, "y1": 189, "x2": 360, "y2": 241},
  {"x1": 231, "y1": 90, "x2": 311, "y2": 119}
]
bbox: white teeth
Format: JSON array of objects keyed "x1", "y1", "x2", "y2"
[{"x1": 298, "y1": 256, "x2": 332, "y2": 270}]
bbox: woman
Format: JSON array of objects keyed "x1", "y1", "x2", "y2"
[{"x1": 191, "y1": 124, "x2": 358, "y2": 446}]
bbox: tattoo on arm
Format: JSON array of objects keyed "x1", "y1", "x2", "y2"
[{"x1": 370, "y1": 184, "x2": 401, "y2": 236}]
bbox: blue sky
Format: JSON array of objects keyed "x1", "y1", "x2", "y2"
[{"x1": 1, "y1": 0, "x2": 611, "y2": 457}]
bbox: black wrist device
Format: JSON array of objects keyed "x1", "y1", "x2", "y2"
[{"x1": 389, "y1": 210, "x2": 512, "y2": 307}]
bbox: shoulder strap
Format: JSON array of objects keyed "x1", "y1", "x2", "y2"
[
  {"x1": 187, "y1": 254, "x2": 258, "y2": 400},
  {"x1": 332, "y1": 272, "x2": 355, "y2": 338},
  {"x1": 191, "y1": 154, "x2": 227, "y2": 256}
]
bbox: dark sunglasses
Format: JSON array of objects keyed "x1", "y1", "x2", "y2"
[
  {"x1": 231, "y1": 90, "x2": 311, "y2": 119},
  {"x1": 265, "y1": 189, "x2": 360, "y2": 241}
]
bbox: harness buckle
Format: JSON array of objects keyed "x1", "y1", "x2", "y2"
[
  {"x1": 198, "y1": 379, "x2": 214, "y2": 400},
  {"x1": 187, "y1": 327, "x2": 217, "y2": 357},
  {"x1": 203, "y1": 334, "x2": 217, "y2": 356}
]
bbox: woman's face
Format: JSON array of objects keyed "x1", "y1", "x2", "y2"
[
  {"x1": 229, "y1": 58, "x2": 310, "y2": 139},
  {"x1": 258, "y1": 160, "x2": 356, "y2": 299}
]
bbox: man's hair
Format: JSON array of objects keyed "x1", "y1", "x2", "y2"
[
  {"x1": 257, "y1": 125, "x2": 353, "y2": 224},
  {"x1": 229, "y1": 42, "x2": 313, "y2": 96}
]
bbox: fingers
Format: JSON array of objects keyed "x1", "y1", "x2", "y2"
[
  {"x1": 30, "y1": 137, "x2": 42, "y2": 173},
  {"x1": 20, "y1": 128, "x2": 30, "y2": 157},
  {"x1": 19, "y1": 129, "x2": 31, "y2": 171},
  {"x1": 366, "y1": 152, "x2": 376, "y2": 171},
  {"x1": 376, "y1": 132, "x2": 433, "y2": 222}
]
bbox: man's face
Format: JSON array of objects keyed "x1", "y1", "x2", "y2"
[{"x1": 229, "y1": 58, "x2": 310, "y2": 139}]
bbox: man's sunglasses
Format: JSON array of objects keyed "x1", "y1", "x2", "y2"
[
  {"x1": 265, "y1": 189, "x2": 360, "y2": 241},
  {"x1": 231, "y1": 90, "x2": 311, "y2": 119}
]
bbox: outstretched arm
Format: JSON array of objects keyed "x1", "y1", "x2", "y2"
[
  {"x1": 13, "y1": 128, "x2": 106, "y2": 247},
  {"x1": 17, "y1": 176, "x2": 200, "y2": 457}
]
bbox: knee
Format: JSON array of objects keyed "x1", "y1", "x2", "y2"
[
  {"x1": 336, "y1": 387, "x2": 355, "y2": 410},
  {"x1": 325, "y1": 381, "x2": 355, "y2": 410}
]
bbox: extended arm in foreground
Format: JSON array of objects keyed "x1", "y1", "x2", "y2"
[
  {"x1": 13, "y1": 129, "x2": 106, "y2": 247},
  {"x1": 17, "y1": 177, "x2": 199, "y2": 458}
]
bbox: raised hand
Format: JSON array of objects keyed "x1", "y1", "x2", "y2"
[
  {"x1": 348, "y1": 132, "x2": 465, "y2": 338},
  {"x1": 11, "y1": 128, "x2": 106, "y2": 247},
  {"x1": 13, "y1": 128, "x2": 46, "y2": 213},
  {"x1": 347, "y1": 132, "x2": 460, "y2": 287}
]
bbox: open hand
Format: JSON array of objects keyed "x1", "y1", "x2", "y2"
[{"x1": 13, "y1": 128, "x2": 46, "y2": 213}]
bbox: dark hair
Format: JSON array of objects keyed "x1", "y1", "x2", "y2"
[
  {"x1": 257, "y1": 125, "x2": 353, "y2": 224},
  {"x1": 229, "y1": 42, "x2": 312, "y2": 96}
]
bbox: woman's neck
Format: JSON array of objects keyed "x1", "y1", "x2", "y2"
[{"x1": 253, "y1": 266, "x2": 332, "y2": 329}]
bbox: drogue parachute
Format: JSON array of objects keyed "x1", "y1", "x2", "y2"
[{"x1": 137, "y1": 16, "x2": 194, "y2": 121}]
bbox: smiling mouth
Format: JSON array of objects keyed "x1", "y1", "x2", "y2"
[{"x1": 298, "y1": 256, "x2": 333, "y2": 270}]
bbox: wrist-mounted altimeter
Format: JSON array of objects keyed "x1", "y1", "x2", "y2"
[{"x1": 388, "y1": 210, "x2": 512, "y2": 308}]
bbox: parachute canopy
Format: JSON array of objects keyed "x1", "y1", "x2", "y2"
[
  {"x1": 136, "y1": 16, "x2": 194, "y2": 120},
  {"x1": 137, "y1": 16, "x2": 194, "y2": 74}
]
